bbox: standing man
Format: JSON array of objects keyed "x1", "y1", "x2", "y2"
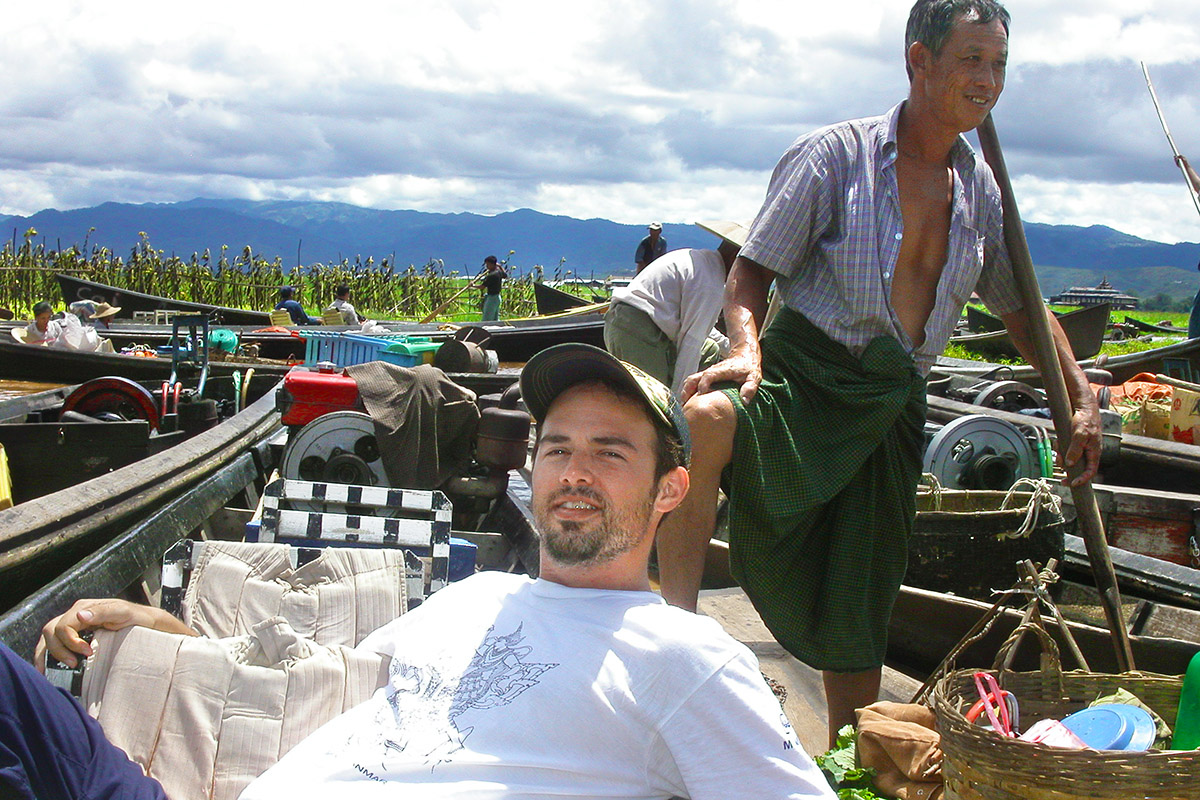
[
  {"x1": 478, "y1": 255, "x2": 507, "y2": 321},
  {"x1": 1174, "y1": 154, "x2": 1200, "y2": 338},
  {"x1": 635, "y1": 222, "x2": 668, "y2": 274},
  {"x1": 17, "y1": 344, "x2": 835, "y2": 800},
  {"x1": 605, "y1": 221, "x2": 746, "y2": 396},
  {"x1": 656, "y1": 0, "x2": 1102, "y2": 746}
]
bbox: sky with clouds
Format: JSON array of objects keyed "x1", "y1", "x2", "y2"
[{"x1": 2, "y1": 0, "x2": 1199, "y2": 243}]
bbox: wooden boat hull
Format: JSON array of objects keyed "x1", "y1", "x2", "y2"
[
  {"x1": 951, "y1": 303, "x2": 1110, "y2": 360},
  {"x1": 0, "y1": 383, "x2": 284, "y2": 629},
  {"x1": 1124, "y1": 315, "x2": 1188, "y2": 335},
  {"x1": 933, "y1": 335, "x2": 1200, "y2": 388},
  {"x1": 0, "y1": 338, "x2": 519, "y2": 398},
  {"x1": 889, "y1": 584, "x2": 1200, "y2": 677},
  {"x1": 533, "y1": 282, "x2": 592, "y2": 315},
  {"x1": 57, "y1": 273, "x2": 272, "y2": 326}
]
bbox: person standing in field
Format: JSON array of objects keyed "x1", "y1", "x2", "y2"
[
  {"x1": 478, "y1": 255, "x2": 507, "y2": 321},
  {"x1": 634, "y1": 222, "x2": 668, "y2": 274},
  {"x1": 655, "y1": 0, "x2": 1102, "y2": 747}
]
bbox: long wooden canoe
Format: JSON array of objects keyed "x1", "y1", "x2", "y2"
[
  {"x1": 57, "y1": 273, "x2": 272, "y2": 326},
  {"x1": 533, "y1": 282, "x2": 593, "y2": 315},
  {"x1": 0, "y1": 381, "x2": 284, "y2": 623},
  {"x1": 1124, "y1": 315, "x2": 1189, "y2": 335},
  {"x1": 951, "y1": 303, "x2": 1111, "y2": 360},
  {"x1": 933, "y1": 335, "x2": 1200, "y2": 388}
]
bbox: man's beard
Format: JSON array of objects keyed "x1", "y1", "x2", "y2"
[{"x1": 534, "y1": 485, "x2": 656, "y2": 566}]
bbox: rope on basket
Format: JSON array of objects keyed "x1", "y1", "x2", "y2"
[
  {"x1": 998, "y1": 477, "x2": 1061, "y2": 539},
  {"x1": 917, "y1": 472, "x2": 944, "y2": 512}
]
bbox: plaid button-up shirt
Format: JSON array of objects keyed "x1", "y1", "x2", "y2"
[{"x1": 741, "y1": 102, "x2": 1023, "y2": 375}]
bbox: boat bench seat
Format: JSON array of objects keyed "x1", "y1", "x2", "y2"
[
  {"x1": 44, "y1": 481, "x2": 460, "y2": 799},
  {"x1": 64, "y1": 539, "x2": 426, "y2": 800}
]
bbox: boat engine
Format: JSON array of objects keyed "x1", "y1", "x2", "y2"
[
  {"x1": 276, "y1": 365, "x2": 531, "y2": 528},
  {"x1": 923, "y1": 415, "x2": 1042, "y2": 490}
]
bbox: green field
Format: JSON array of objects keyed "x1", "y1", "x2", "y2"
[{"x1": 0, "y1": 229, "x2": 597, "y2": 321}]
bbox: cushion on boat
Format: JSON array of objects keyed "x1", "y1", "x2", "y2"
[
  {"x1": 82, "y1": 617, "x2": 385, "y2": 800},
  {"x1": 181, "y1": 541, "x2": 408, "y2": 647}
]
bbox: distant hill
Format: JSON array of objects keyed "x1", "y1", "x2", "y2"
[{"x1": 3, "y1": 199, "x2": 1198, "y2": 299}]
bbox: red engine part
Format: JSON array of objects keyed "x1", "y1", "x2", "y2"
[
  {"x1": 61, "y1": 377, "x2": 160, "y2": 429},
  {"x1": 277, "y1": 366, "x2": 362, "y2": 427}
]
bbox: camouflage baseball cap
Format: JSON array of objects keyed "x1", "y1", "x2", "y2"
[{"x1": 520, "y1": 343, "x2": 691, "y2": 466}]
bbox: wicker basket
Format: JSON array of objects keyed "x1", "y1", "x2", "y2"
[{"x1": 931, "y1": 623, "x2": 1200, "y2": 799}]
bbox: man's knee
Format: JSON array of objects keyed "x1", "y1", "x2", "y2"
[{"x1": 682, "y1": 391, "x2": 736, "y2": 466}]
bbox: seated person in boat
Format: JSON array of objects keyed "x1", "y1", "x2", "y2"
[
  {"x1": 275, "y1": 285, "x2": 318, "y2": 325},
  {"x1": 22, "y1": 301, "x2": 64, "y2": 345},
  {"x1": 3, "y1": 343, "x2": 834, "y2": 800},
  {"x1": 328, "y1": 283, "x2": 363, "y2": 325},
  {"x1": 68, "y1": 301, "x2": 121, "y2": 330}
]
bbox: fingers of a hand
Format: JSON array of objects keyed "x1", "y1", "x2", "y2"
[{"x1": 738, "y1": 375, "x2": 760, "y2": 405}]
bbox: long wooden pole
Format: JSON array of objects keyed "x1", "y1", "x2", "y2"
[
  {"x1": 419, "y1": 269, "x2": 487, "y2": 324},
  {"x1": 1141, "y1": 61, "x2": 1200, "y2": 219},
  {"x1": 976, "y1": 114, "x2": 1135, "y2": 671}
]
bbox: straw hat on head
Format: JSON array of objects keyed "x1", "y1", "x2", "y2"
[
  {"x1": 695, "y1": 220, "x2": 750, "y2": 249},
  {"x1": 92, "y1": 302, "x2": 121, "y2": 320}
]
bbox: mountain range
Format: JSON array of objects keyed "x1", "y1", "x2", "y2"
[{"x1": 3, "y1": 198, "x2": 1199, "y2": 300}]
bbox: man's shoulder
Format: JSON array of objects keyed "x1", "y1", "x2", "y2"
[{"x1": 788, "y1": 109, "x2": 890, "y2": 151}]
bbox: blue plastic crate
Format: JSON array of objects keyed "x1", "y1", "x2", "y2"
[{"x1": 301, "y1": 331, "x2": 411, "y2": 367}]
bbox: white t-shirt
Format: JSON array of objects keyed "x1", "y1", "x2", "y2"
[
  {"x1": 330, "y1": 298, "x2": 358, "y2": 325},
  {"x1": 241, "y1": 572, "x2": 832, "y2": 800},
  {"x1": 611, "y1": 249, "x2": 728, "y2": 397}
]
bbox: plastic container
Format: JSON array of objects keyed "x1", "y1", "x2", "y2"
[
  {"x1": 301, "y1": 331, "x2": 411, "y2": 367},
  {"x1": 1173, "y1": 650, "x2": 1200, "y2": 749},
  {"x1": 381, "y1": 338, "x2": 442, "y2": 367},
  {"x1": 1061, "y1": 705, "x2": 1155, "y2": 751}
]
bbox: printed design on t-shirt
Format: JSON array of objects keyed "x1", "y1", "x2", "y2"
[{"x1": 353, "y1": 623, "x2": 557, "y2": 773}]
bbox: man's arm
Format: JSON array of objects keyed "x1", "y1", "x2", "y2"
[
  {"x1": 1176, "y1": 155, "x2": 1200, "y2": 195},
  {"x1": 680, "y1": 255, "x2": 772, "y2": 403},
  {"x1": 1000, "y1": 306, "x2": 1101, "y2": 486},
  {"x1": 35, "y1": 598, "x2": 199, "y2": 671}
]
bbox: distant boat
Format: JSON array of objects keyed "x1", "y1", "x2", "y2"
[
  {"x1": 934, "y1": 333, "x2": 1200, "y2": 388},
  {"x1": 533, "y1": 282, "x2": 593, "y2": 316},
  {"x1": 57, "y1": 273, "x2": 271, "y2": 326},
  {"x1": 1124, "y1": 315, "x2": 1188, "y2": 335},
  {"x1": 951, "y1": 303, "x2": 1110, "y2": 360}
]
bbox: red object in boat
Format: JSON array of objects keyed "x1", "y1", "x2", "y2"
[{"x1": 276, "y1": 366, "x2": 362, "y2": 427}]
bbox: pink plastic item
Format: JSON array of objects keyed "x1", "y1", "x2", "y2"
[{"x1": 1019, "y1": 718, "x2": 1091, "y2": 749}]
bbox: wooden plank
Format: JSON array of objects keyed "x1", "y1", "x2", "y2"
[{"x1": 699, "y1": 587, "x2": 922, "y2": 757}]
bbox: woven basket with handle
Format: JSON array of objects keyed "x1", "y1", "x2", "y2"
[{"x1": 930, "y1": 620, "x2": 1199, "y2": 799}]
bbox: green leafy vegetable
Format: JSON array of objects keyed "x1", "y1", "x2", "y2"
[{"x1": 815, "y1": 725, "x2": 889, "y2": 800}]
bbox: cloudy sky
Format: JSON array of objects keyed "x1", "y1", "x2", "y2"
[{"x1": 2, "y1": 0, "x2": 1199, "y2": 243}]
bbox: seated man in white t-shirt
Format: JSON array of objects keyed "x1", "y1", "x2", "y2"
[
  {"x1": 20, "y1": 344, "x2": 834, "y2": 800},
  {"x1": 328, "y1": 283, "x2": 363, "y2": 325}
]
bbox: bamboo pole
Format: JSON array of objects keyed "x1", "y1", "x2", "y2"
[
  {"x1": 1141, "y1": 61, "x2": 1200, "y2": 219},
  {"x1": 418, "y1": 269, "x2": 486, "y2": 324},
  {"x1": 976, "y1": 114, "x2": 1135, "y2": 671}
]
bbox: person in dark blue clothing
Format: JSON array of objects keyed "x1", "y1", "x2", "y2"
[
  {"x1": 0, "y1": 641, "x2": 167, "y2": 800},
  {"x1": 275, "y1": 286, "x2": 317, "y2": 325}
]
